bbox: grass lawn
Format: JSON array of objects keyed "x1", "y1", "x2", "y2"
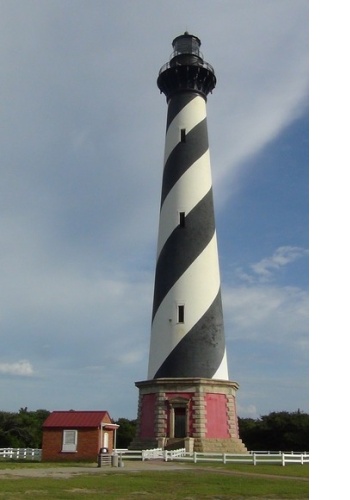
[
  {"x1": 191, "y1": 461, "x2": 309, "y2": 478},
  {"x1": 0, "y1": 461, "x2": 308, "y2": 499}
]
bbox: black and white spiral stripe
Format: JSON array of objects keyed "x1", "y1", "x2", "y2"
[{"x1": 147, "y1": 92, "x2": 228, "y2": 381}]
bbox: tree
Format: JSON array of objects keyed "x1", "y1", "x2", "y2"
[
  {"x1": 114, "y1": 417, "x2": 137, "y2": 448},
  {"x1": 0, "y1": 409, "x2": 50, "y2": 448},
  {"x1": 238, "y1": 410, "x2": 309, "y2": 451}
]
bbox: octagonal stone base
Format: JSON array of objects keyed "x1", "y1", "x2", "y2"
[{"x1": 129, "y1": 378, "x2": 248, "y2": 454}]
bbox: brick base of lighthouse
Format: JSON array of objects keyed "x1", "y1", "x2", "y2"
[{"x1": 129, "y1": 378, "x2": 248, "y2": 453}]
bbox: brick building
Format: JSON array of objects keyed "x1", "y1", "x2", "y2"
[{"x1": 42, "y1": 410, "x2": 119, "y2": 462}]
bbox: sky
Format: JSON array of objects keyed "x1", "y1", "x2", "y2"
[{"x1": 0, "y1": 0, "x2": 309, "y2": 421}]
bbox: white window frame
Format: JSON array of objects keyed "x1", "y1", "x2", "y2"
[{"x1": 62, "y1": 429, "x2": 78, "y2": 452}]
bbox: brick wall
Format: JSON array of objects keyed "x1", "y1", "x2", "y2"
[{"x1": 42, "y1": 427, "x2": 114, "y2": 462}]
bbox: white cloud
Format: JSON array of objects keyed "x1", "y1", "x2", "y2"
[
  {"x1": 250, "y1": 246, "x2": 309, "y2": 282},
  {"x1": 237, "y1": 403, "x2": 258, "y2": 419},
  {"x1": 116, "y1": 350, "x2": 145, "y2": 365},
  {"x1": 0, "y1": 360, "x2": 34, "y2": 377},
  {"x1": 223, "y1": 284, "x2": 308, "y2": 345}
]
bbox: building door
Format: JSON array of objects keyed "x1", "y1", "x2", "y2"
[
  {"x1": 174, "y1": 407, "x2": 186, "y2": 438},
  {"x1": 103, "y1": 432, "x2": 109, "y2": 449}
]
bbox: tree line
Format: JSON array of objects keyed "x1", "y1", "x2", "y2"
[
  {"x1": 0, "y1": 408, "x2": 308, "y2": 451},
  {"x1": 238, "y1": 410, "x2": 309, "y2": 451},
  {"x1": 0, "y1": 408, "x2": 50, "y2": 448}
]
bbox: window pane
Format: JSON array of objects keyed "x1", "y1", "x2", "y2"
[
  {"x1": 64, "y1": 430, "x2": 77, "y2": 445},
  {"x1": 178, "y1": 305, "x2": 185, "y2": 323},
  {"x1": 179, "y1": 212, "x2": 185, "y2": 227},
  {"x1": 62, "y1": 430, "x2": 78, "y2": 452}
]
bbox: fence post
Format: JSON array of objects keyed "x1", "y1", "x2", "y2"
[
  {"x1": 282, "y1": 453, "x2": 285, "y2": 466},
  {"x1": 253, "y1": 453, "x2": 257, "y2": 466},
  {"x1": 223, "y1": 453, "x2": 226, "y2": 464},
  {"x1": 194, "y1": 452, "x2": 197, "y2": 464}
]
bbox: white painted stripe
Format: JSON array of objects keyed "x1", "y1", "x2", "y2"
[
  {"x1": 156, "y1": 150, "x2": 212, "y2": 256},
  {"x1": 148, "y1": 234, "x2": 226, "y2": 379},
  {"x1": 163, "y1": 96, "x2": 207, "y2": 164},
  {"x1": 213, "y1": 350, "x2": 229, "y2": 380}
]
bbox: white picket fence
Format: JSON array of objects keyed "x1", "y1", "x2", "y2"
[
  {"x1": 0, "y1": 447, "x2": 309, "y2": 466},
  {"x1": 166, "y1": 450, "x2": 309, "y2": 466},
  {"x1": 113, "y1": 448, "x2": 175, "y2": 461},
  {"x1": 0, "y1": 448, "x2": 42, "y2": 461},
  {"x1": 114, "y1": 448, "x2": 308, "y2": 466}
]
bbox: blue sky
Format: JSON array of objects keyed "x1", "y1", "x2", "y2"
[{"x1": 0, "y1": 0, "x2": 308, "y2": 420}]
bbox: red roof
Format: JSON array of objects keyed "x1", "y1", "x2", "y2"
[{"x1": 43, "y1": 411, "x2": 112, "y2": 428}]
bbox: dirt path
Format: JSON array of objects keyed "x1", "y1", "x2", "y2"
[{"x1": 0, "y1": 460, "x2": 190, "y2": 478}]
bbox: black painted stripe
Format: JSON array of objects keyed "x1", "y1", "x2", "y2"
[
  {"x1": 161, "y1": 119, "x2": 209, "y2": 206},
  {"x1": 152, "y1": 188, "x2": 215, "y2": 320},
  {"x1": 154, "y1": 290, "x2": 225, "y2": 378},
  {"x1": 166, "y1": 93, "x2": 197, "y2": 131}
]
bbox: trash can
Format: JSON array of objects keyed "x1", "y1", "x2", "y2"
[
  {"x1": 111, "y1": 452, "x2": 118, "y2": 467},
  {"x1": 118, "y1": 453, "x2": 124, "y2": 468}
]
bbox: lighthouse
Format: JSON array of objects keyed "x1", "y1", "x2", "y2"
[{"x1": 131, "y1": 33, "x2": 247, "y2": 453}]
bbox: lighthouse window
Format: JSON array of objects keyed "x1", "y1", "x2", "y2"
[
  {"x1": 179, "y1": 212, "x2": 185, "y2": 227},
  {"x1": 178, "y1": 305, "x2": 185, "y2": 323},
  {"x1": 180, "y1": 128, "x2": 186, "y2": 143}
]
